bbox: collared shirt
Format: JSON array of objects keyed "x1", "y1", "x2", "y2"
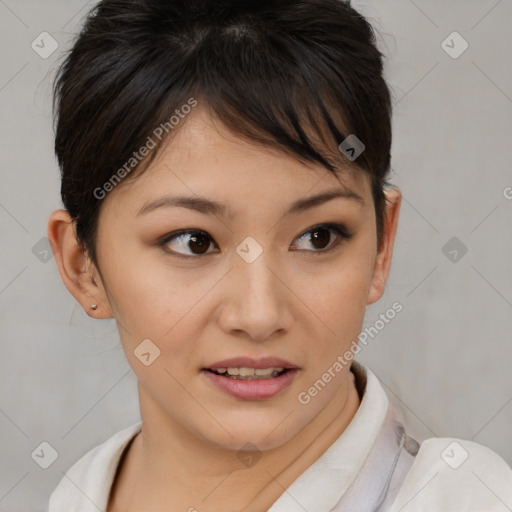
[{"x1": 49, "y1": 361, "x2": 512, "y2": 511}]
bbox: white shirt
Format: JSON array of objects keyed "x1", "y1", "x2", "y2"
[{"x1": 49, "y1": 361, "x2": 512, "y2": 511}]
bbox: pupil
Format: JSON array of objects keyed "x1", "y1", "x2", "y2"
[
  {"x1": 190, "y1": 234, "x2": 209, "y2": 254},
  {"x1": 311, "y1": 229, "x2": 330, "y2": 249}
]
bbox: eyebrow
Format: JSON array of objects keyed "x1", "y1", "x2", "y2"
[{"x1": 136, "y1": 188, "x2": 364, "y2": 218}]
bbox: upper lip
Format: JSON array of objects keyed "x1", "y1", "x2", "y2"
[{"x1": 203, "y1": 357, "x2": 299, "y2": 371}]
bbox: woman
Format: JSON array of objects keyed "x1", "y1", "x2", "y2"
[{"x1": 47, "y1": 0, "x2": 512, "y2": 510}]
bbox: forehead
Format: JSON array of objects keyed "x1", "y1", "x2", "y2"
[{"x1": 107, "y1": 106, "x2": 372, "y2": 215}]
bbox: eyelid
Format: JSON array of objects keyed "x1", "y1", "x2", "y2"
[
  {"x1": 158, "y1": 229, "x2": 219, "y2": 260},
  {"x1": 291, "y1": 223, "x2": 353, "y2": 255},
  {"x1": 297, "y1": 223, "x2": 352, "y2": 240},
  {"x1": 158, "y1": 223, "x2": 353, "y2": 259}
]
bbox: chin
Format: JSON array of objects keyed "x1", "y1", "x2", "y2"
[{"x1": 198, "y1": 414, "x2": 302, "y2": 452}]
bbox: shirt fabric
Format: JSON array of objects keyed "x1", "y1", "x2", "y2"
[{"x1": 49, "y1": 361, "x2": 512, "y2": 511}]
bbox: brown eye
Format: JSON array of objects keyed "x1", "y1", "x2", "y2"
[
  {"x1": 309, "y1": 228, "x2": 332, "y2": 250},
  {"x1": 187, "y1": 233, "x2": 211, "y2": 254},
  {"x1": 292, "y1": 223, "x2": 353, "y2": 254},
  {"x1": 161, "y1": 230, "x2": 219, "y2": 258}
]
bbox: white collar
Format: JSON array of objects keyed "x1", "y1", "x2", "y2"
[{"x1": 268, "y1": 360, "x2": 406, "y2": 511}]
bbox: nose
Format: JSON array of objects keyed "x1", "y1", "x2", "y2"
[{"x1": 217, "y1": 249, "x2": 293, "y2": 341}]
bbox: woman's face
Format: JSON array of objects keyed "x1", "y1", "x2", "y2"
[{"x1": 90, "y1": 108, "x2": 396, "y2": 451}]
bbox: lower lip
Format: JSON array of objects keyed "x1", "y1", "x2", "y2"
[{"x1": 201, "y1": 369, "x2": 299, "y2": 400}]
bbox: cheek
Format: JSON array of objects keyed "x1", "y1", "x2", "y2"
[
  {"x1": 291, "y1": 243, "x2": 376, "y2": 381},
  {"x1": 302, "y1": 238, "x2": 375, "y2": 330},
  {"x1": 96, "y1": 238, "x2": 202, "y2": 350},
  {"x1": 101, "y1": 260, "x2": 207, "y2": 396}
]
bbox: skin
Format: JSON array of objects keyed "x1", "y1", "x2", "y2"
[{"x1": 48, "y1": 107, "x2": 401, "y2": 511}]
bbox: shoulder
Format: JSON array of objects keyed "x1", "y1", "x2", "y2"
[
  {"x1": 389, "y1": 437, "x2": 512, "y2": 511},
  {"x1": 48, "y1": 422, "x2": 142, "y2": 511}
]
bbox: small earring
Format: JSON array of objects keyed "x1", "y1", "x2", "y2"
[{"x1": 91, "y1": 304, "x2": 98, "y2": 310}]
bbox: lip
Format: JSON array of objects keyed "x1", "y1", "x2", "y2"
[
  {"x1": 203, "y1": 356, "x2": 299, "y2": 371},
  {"x1": 201, "y1": 368, "x2": 299, "y2": 400}
]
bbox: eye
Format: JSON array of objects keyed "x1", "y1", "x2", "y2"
[
  {"x1": 159, "y1": 230, "x2": 219, "y2": 259},
  {"x1": 291, "y1": 223, "x2": 353, "y2": 255},
  {"x1": 158, "y1": 223, "x2": 353, "y2": 260}
]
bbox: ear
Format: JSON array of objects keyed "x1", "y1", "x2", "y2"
[
  {"x1": 47, "y1": 209, "x2": 113, "y2": 318},
  {"x1": 366, "y1": 186, "x2": 402, "y2": 305}
]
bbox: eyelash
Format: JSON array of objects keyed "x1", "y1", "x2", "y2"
[{"x1": 158, "y1": 223, "x2": 353, "y2": 260}]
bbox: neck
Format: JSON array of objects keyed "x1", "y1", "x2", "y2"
[{"x1": 110, "y1": 370, "x2": 361, "y2": 512}]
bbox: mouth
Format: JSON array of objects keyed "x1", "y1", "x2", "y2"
[
  {"x1": 204, "y1": 367, "x2": 291, "y2": 380},
  {"x1": 202, "y1": 356, "x2": 300, "y2": 380},
  {"x1": 201, "y1": 357, "x2": 300, "y2": 400}
]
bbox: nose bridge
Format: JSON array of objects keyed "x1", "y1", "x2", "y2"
[
  {"x1": 221, "y1": 241, "x2": 291, "y2": 340},
  {"x1": 236, "y1": 246, "x2": 281, "y2": 307}
]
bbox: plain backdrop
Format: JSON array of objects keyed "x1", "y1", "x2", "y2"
[{"x1": 0, "y1": 0, "x2": 511, "y2": 510}]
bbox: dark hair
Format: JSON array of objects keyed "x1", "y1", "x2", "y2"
[{"x1": 53, "y1": 0, "x2": 393, "y2": 268}]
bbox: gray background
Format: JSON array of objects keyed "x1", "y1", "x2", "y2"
[{"x1": 0, "y1": 0, "x2": 511, "y2": 510}]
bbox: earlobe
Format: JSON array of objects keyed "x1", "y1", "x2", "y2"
[
  {"x1": 47, "y1": 209, "x2": 113, "y2": 318},
  {"x1": 366, "y1": 186, "x2": 402, "y2": 305}
]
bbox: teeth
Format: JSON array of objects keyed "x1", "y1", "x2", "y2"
[
  {"x1": 226, "y1": 367, "x2": 284, "y2": 376},
  {"x1": 255, "y1": 368, "x2": 275, "y2": 376},
  {"x1": 212, "y1": 367, "x2": 286, "y2": 379}
]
